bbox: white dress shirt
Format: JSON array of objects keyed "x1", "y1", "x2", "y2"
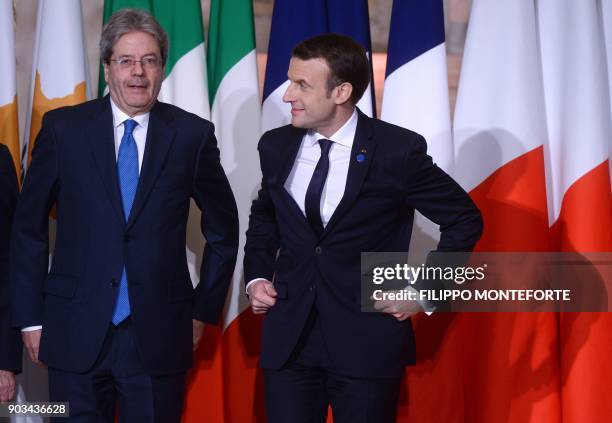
[
  {"x1": 245, "y1": 109, "x2": 358, "y2": 293},
  {"x1": 283, "y1": 108, "x2": 358, "y2": 228},
  {"x1": 22, "y1": 98, "x2": 151, "y2": 332},
  {"x1": 111, "y1": 97, "x2": 149, "y2": 173}
]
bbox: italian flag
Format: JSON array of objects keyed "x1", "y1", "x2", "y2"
[{"x1": 183, "y1": 0, "x2": 263, "y2": 421}]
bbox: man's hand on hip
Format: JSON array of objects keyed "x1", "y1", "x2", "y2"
[
  {"x1": 192, "y1": 319, "x2": 205, "y2": 351},
  {"x1": 247, "y1": 280, "x2": 277, "y2": 314},
  {"x1": 0, "y1": 370, "x2": 16, "y2": 402},
  {"x1": 373, "y1": 292, "x2": 424, "y2": 321},
  {"x1": 22, "y1": 329, "x2": 44, "y2": 365}
]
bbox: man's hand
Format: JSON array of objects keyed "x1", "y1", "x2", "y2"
[
  {"x1": 22, "y1": 329, "x2": 43, "y2": 365},
  {"x1": 0, "y1": 370, "x2": 16, "y2": 402},
  {"x1": 373, "y1": 291, "x2": 424, "y2": 321},
  {"x1": 247, "y1": 280, "x2": 277, "y2": 314},
  {"x1": 192, "y1": 319, "x2": 205, "y2": 351}
]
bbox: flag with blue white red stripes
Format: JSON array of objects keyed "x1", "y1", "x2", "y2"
[
  {"x1": 381, "y1": 0, "x2": 453, "y2": 265},
  {"x1": 262, "y1": 0, "x2": 375, "y2": 132},
  {"x1": 381, "y1": 0, "x2": 452, "y2": 174},
  {"x1": 380, "y1": 5, "x2": 458, "y2": 423}
]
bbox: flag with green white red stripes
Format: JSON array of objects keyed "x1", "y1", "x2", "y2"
[
  {"x1": 183, "y1": 0, "x2": 264, "y2": 421},
  {"x1": 208, "y1": 0, "x2": 261, "y2": 335}
]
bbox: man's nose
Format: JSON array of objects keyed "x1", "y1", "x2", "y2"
[
  {"x1": 282, "y1": 83, "x2": 295, "y2": 103},
  {"x1": 131, "y1": 61, "x2": 145, "y2": 75}
]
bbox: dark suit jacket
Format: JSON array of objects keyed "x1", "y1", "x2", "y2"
[
  {"x1": 244, "y1": 110, "x2": 483, "y2": 378},
  {"x1": 10, "y1": 96, "x2": 239, "y2": 376},
  {"x1": 0, "y1": 145, "x2": 21, "y2": 373}
]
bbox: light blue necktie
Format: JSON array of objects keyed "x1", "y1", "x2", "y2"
[{"x1": 111, "y1": 119, "x2": 138, "y2": 325}]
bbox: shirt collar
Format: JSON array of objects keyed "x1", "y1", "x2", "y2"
[
  {"x1": 110, "y1": 96, "x2": 150, "y2": 130},
  {"x1": 306, "y1": 108, "x2": 358, "y2": 148}
]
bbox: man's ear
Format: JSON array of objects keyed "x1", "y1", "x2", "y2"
[
  {"x1": 334, "y1": 82, "x2": 354, "y2": 105},
  {"x1": 103, "y1": 62, "x2": 109, "y2": 84}
]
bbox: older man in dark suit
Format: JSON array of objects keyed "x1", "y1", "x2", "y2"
[{"x1": 10, "y1": 9, "x2": 238, "y2": 421}]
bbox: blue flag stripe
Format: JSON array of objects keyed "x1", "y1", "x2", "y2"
[
  {"x1": 385, "y1": 0, "x2": 445, "y2": 78},
  {"x1": 263, "y1": 0, "x2": 327, "y2": 101},
  {"x1": 327, "y1": 0, "x2": 372, "y2": 49},
  {"x1": 327, "y1": 0, "x2": 376, "y2": 115},
  {"x1": 263, "y1": 0, "x2": 375, "y2": 106}
]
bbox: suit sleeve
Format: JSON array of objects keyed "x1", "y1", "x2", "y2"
[
  {"x1": 191, "y1": 123, "x2": 239, "y2": 324},
  {"x1": 243, "y1": 136, "x2": 280, "y2": 284},
  {"x1": 402, "y1": 135, "x2": 483, "y2": 305},
  {"x1": 403, "y1": 135, "x2": 483, "y2": 252},
  {"x1": 0, "y1": 146, "x2": 22, "y2": 373},
  {"x1": 10, "y1": 113, "x2": 60, "y2": 329}
]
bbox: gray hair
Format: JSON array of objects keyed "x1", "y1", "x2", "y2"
[{"x1": 100, "y1": 9, "x2": 168, "y2": 66}]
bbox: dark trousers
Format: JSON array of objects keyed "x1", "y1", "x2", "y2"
[
  {"x1": 48, "y1": 319, "x2": 186, "y2": 422},
  {"x1": 264, "y1": 309, "x2": 401, "y2": 423}
]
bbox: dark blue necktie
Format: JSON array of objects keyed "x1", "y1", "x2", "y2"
[
  {"x1": 112, "y1": 119, "x2": 138, "y2": 325},
  {"x1": 305, "y1": 139, "x2": 333, "y2": 236}
]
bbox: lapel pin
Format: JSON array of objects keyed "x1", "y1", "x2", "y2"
[{"x1": 356, "y1": 149, "x2": 367, "y2": 163}]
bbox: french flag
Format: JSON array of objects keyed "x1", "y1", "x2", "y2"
[
  {"x1": 381, "y1": 0, "x2": 452, "y2": 175},
  {"x1": 262, "y1": 0, "x2": 375, "y2": 132},
  {"x1": 381, "y1": 1, "x2": 452, "y2": 261}
]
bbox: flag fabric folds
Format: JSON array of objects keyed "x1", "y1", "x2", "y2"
[
  {"x1": 154, "y1": 0, "x2": 210, "y2": 119},
  {"x1": 538, "y1": 1, "x2": 612, "y2": 421},
  {"x1": 25, "y1": 0, "x2": 89, "y2": 169},
  {"x1": 381, "y1": 2, "x2": 461, "y2": 421},
  {"x1": 452, "y1": 1, "x2": 561, "y2": 422},
  {"x1": 182, "y1": 0, "x2": 264, "y2": 421},
  {"x1": 381, "y1": 0, "x2": 453, "y2": 261}
]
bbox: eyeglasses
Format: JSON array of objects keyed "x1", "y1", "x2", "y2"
[{"x1": 110, "y1": 57, "x2": 160, "y2": 69}]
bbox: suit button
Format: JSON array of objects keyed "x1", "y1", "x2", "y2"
[
  {"x1": 124, "y1": 234, "x2": 131, "y2": 243},
  {"x1": 110, "y1": 279, "x2": 119, "y2": 287},
  {"x1": 315, "y1": 246, "x2": 322, "y2": 255},
  {"x1": 309, "y1": 285, "x2": 315, "y2": 292}
]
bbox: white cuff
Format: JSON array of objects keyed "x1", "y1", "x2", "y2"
[
  {"x1": 404, "y1": 286, "x2": 434, "y2": 316},
  {"x1": 245, "y1": 278, "x2": 269, "y2": 295},
  {"x1": 21, "y1": 325, "x2": 43, "y2": 332}
]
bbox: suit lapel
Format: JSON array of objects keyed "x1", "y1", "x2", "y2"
[
  {"x1": 278, "y1": 126, "x2": 311, "y2": 227},
  {"x1": 126, "y1": 101, "x2": 175, "y2": 229},
  {"x1": 278, "y1": 126, "x2": 306, "y2": 189},
  {"x1": 320, "y1": 110, "x2": 376, "y2": 241},
  {"x1": 86, "y1": 96, "x2": 125, "y2": 227}
]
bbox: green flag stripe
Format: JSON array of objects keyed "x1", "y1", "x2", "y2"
[
  {"x1": 103, "y1": 0, "x2": 151, "y2": 19},
  {"x1": 152, "y1": 0, "x2": 205, "y2": 78},
  {"x1": 207, "y1": 0, "x2": 256, "y2": 103}
]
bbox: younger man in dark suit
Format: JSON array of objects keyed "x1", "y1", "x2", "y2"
[{"x1": 244, "y1": 33, "x2": 483, "y2": 423}]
